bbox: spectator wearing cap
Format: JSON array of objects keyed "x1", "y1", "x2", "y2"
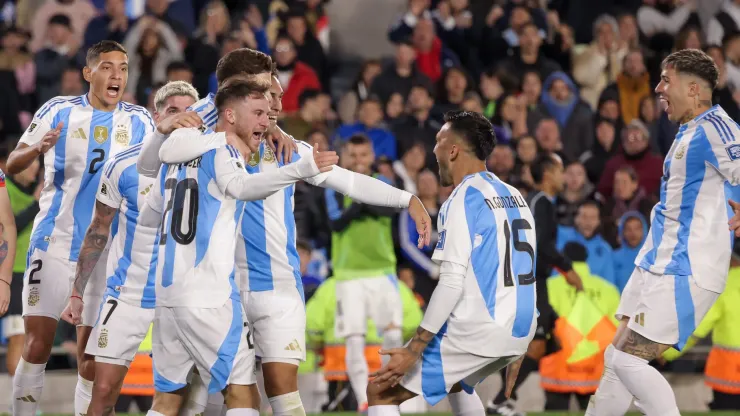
[
  {"x1": 83, "y1": 0, "x2": 135, "y2": 52},
  {"x1": 29, "y1": 0, "x2": 97, "y2": 53},
  {"x1": 335, "y1": 96, "x2": 397, "y2": 161},
  {"x1": 273, "y1": 33, "x2": 321, "y2": 113},
  {"x1": 391, "y1": 82, "x2": 441, "y2": 170},
  {"x1": 34, "y1": 14, "x2": 78, "y2": 104},
  {"x1": 597, "y1": 119, "x2": 663, "y2": 197},
  {"x1": 369, "y1": 38, "x2": 430, "y2": 105},
  {"x1": 338, "y1": 59, "x2": 382, "y2": 125}
]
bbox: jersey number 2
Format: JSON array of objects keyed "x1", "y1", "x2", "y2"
[
  {"x1": 160, "y1": 178, "x2": 199, "y2": 245},
  {"x1": 88, "y1": 149, "x2": 106, "y2": 174},
  {"x1": 503, "y1": 219, "x2": 535, "y2": 287}
]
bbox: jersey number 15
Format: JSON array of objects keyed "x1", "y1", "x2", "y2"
[
  {"x1": 502, "y1": 219, "x2": 535, "y2": 287},
  {"x1": 160, "y1": 178, "x2": 199, "y2": 245}
]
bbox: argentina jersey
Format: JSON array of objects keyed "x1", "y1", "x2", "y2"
[
  {"x1": 97, "y1": 143, "x2": 159, "y2": 309},
  {"x1": 20, "y1": 94, "x2": 154, "y2": 262},
  {"x1": 236, "y1": 140, "x2": 330, "y2": 294},
  {"x1": 149, "y1": 132, "x2": 247, "y2": 308},
  {"x1": 636, "y1": 105, "x2": 740, "y2": 293},
  {"x1": 432, "y1": 172, "x2": 537, "y2": 358},
  {"x1": 190, "y1": 93, "x2": 218, "y2": 129}
]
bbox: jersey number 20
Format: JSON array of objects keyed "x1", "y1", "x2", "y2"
[
  {"x1": 160, "y1": 178, "x2": 199, "y2": 245},
  {"x1": 503, "y1": 219, "x2": 535, "y2": 287}
]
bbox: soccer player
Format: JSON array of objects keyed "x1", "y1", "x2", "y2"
[
  {"x1": 137, "y1": 48, "x2": 297, "y2": 179},
  {"x1": 585, "y1": 49, "x2": 740, "y2": 416},
  {"x1": 5, "y1": 40, "x2": 154, "y2": 416},
  {"x1": 365, "y1": 110, "x2": 537, "y2": 416},
  {"x1": 157, "y1": 72, "x2": 432, "y2": 415},
  {"x1": 144, "y1": 79, "x2": 338, "y2": 416},
  {"x1": 56, "y1": 81, "x2": 200, "y2": 416}
]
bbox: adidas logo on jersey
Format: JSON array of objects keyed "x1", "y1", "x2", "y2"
[
  {"x1": 70, "y1": 128, "x2": 87, "y2": 140},
  {"x1": 140, "y1": 184, "x2": 153, "y2": 195},
  {"x1": 634, "y1": 312, "x2": 645, "y2": 327},
  {"x1": 16, "y1": 395, "x2": 36, "y2": 403},
  {"x1": 284, "y1": 339, "x2": 302, "y2": 352}
]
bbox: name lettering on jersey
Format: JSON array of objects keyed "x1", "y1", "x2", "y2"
[
  {"x1": 436, "y1": 230, "x2": 447, "y2": 250},
  {"x1": 114, "y1": 124, "x2": 130, "y2": 146},
  {"x1": 93, "y1": 126, "x2": 109, "y2": 144},
  {"x1": 184, "y1": 157, "x2": 202, "y2": 169},
  {"x1": 727, "y1": 144, "x2": 740, "y2": 161},
  {"x1": 484, "y1": 195, "x2": 527, "y2": 211},
  {"x1": 26, "y1": 121, "x2": 38, "y2": 134},
  {"x1": 70, "y1": 127, "x2": 87, "y2": 140}
]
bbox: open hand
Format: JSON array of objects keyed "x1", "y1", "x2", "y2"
[{"x1": 265, "y1": 126, "x2": 297, "y2": 164}]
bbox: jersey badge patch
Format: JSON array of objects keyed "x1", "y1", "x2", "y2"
[
  {"x1": 98, "y1": 329, "x2": 108, "y2": 348},
  {"x1": 26, "y1": 121, "x2": 38, "y2": 134},
  {"x1": 198, "y1": 124, "x2": 208, "y2": 133},
  {"x1": 114, "y1": 125, "x2": 129, "y2": 145},
  {"x1": 263, "y1": 146, "x2": 276, "y2": 163},
  {"x1": 436, "y1": 230, "x2": 447, "y2": 250},
  {"x1": 727, "y1": 144, "x2": 740, "y2": 161},
  {"x1": 248, "y1": 152, "x2": 260, "y2": 167},
  {"x1": 674, "y1": 142, "x2": 687, "y2": 160},
  {"x1": 100, "y1": 183, "x2": 108, "y2": 196},
  {"x1": 93, "y1": 126, "x2": 109, "y2": 144}
]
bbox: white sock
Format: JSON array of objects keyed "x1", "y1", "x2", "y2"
[
  {"x1": 585, "y1": 345, "x2": 633, "y2": 416},
  {"x1": 146, "y1": 411, "x2": 166, "y2": 416},
  {"x1": 368, "y1": 404, "x2": 400, "y2": 416},
  {"x1": 180, "y1": 373, "x2": 208, "y2": 416},
  {"x1": 381, "y1": 328, "x2": 403, "y2": 366},
  {"x1": 224, "y1": 409, "x2": 259, "y2": 416},
  {"x1": 74, "y1": 374, "x2": 93, "y2": 416},
  {"x1": 268, "y1": 391, "x2": 306, "y2": 416},
  {"x1": 448, "y1": 391, "x2": 484, "y2": 416},
  {"x1": 205, "y1": 393, "x2": 225, "y2": 416},
  {"x1": 611, "y1": 348, "x2": 681, "y2": 416},
  {"x1": 12, "y1": 357, "x2": 45, "y2": 416},
  {"x1": 345, "y1": 334, "x2": 369, "y2": 406}
]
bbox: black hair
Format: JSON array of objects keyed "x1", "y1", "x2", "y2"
[
  {"x1": 564, "y1": 242, "x2": 588, "y2": 262},
  {"x1": 86, "y1": 40, "x2": 127, "y2": 66},
  {"x1": 662, "y1": 48, "x2": 719, "y2": 89},
  {"x1": 530, "y1": 152, "x2": 560, "y2": 185},
  {"x1": 215, "y1": 79, "x2": 270, "y2": 111},
  {"x1": 443, "y1": 110, "x2": 497, "y2": 161},
  {"x1": 298, "y1": 89, "x2": 321, "y2": 108}
]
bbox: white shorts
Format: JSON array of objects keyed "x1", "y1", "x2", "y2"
[
  {"x1": 22, "y1": 247, "x2": 75, "y2": 320},
  {"x1": 334, "y1": 275, "x2": 402, "y2": 338},
  {"x1": 242, "y1": 286, "x2": 306, "y2": 361},
  {"x1": 81, "y1": 248, "x2": 109, "y2": 327},
  {"x1": 85, "y1": 295, "x2": 154, "y2": 367},
  {"x1": 152, "y1": 297, "x2": 256, "y2": 394},
  {"x1": 616, "y1": 267, "x2": 719, "y2": 350},
  {"x1": 2, "y1": 315, "x2": 24, "y2": 338},
  {"x1": 401, "y1": 329, "x2": 519, "y2": 406}
]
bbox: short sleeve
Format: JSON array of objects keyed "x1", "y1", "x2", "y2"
[
  {"x1": 295, "y1": 140, "x2": 330, "y2": 186},
  {"x1": 96, "y1": 161, "x2": 124, "y2": 209},
  {"x1": 432, "y1": 187, "x2": 476, "y2": 267},
  {"x1": 19, "y1": 98, "x2": 59, "y2": 146},
  {"x1": 703, "y1": 115, "x2": 740, "y2": 185},
  {"x1": 211, "y1": 145, "x2": 248, "y2": 195}
]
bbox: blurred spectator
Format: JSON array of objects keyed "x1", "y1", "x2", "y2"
[
  {"x1": 572, "y1": 15, "x2": 627, "y2": 109},
  {"x1": 370, "y1": 39, "x2": 430, "y2": 105},
  {"x1": 460, "y1": 91, "x2": 482, "y2": 113},
  {"x1": 707, "y1": 0, "x2": 740, "y2": 47},
  {"x1": 602, "y1": 165, "x2": 654, "y2": 246},
  {"x1": 639, "y1": 94, "x2": 661, "y2": 153},
  {"x1": 604, "y1": 49, "x2": 651, "y2": 125},
  {"x1": 398, "y1": 169, "x2": 439, "y2": 304},
  {"x1": 706, "y1": 44, "x2": 740, "y2": 122},
  {"x1": 534, "y1": 117, "x2": 565, "y2": 162},
  {"x1": 338, "y1": 59, "x2": 382, "y2": 125},
  {"x1": 486, "y1": 143, "x2": 516, "y2": 184},
  {"x1": 542, "y1": 12, "x2": 576, "y2": 73},
  {"x1": 513, "y1": 134, "x2": 538, "y2": 189},
  {"x1": 83, "y1": 0, "x2": 133, "y2": 51},
  {"x1": 724, "y1": 31, "x2": 740, "y2": 90},
  {"x1": 597, "y1": 119, "x2": 663, "y2": 197},
  {"x1": 185, "y1": 0, "x2": 232, "y2": 95},
  {"x1": 166, "y1": 61, "x2": 193, "y2": 83},
  {"x1": 335, "y1": 96, "x2": 397, "y2": 160},
  {"x1": 204, "y1": 34, "x2": 246, "y2": 95},
  {"x1": 530, "y1": 71, "x2": 593, "y2": 162},
  {"x1": 674, "y1": 25, "x2": 704, "y2": 51},
  {"x1": 29, "y1": 0, "x2": 96, "y2": 53},
  {"x1": 557, "y1": 200, "x2": 615, "y2": 284},
  {"x1": 393, "y1": 142, "x2": 426, "y2": 194},
  {"x1": 123, "y1": 15, "x2": 183, "y2": 104},
  {"x1": 384, "y1": 92, "x2": 406, "y2": 126},
  {"x1": 59, "y1": 65, "x2": 83, "y2": 95},
  {"x1": 618, "y1": 11, "x2": 659, "y2": 76},
  {"x1": 476, "y1": 3, "x2": 509, "y2": 69},
  {"x1": 297, "y1": 239, "x2": 323, "y2": 301},
  {"x1": 392, "y1": 82, "x2": 440, "y2": 169},
  {"x1": 282, "y1": 89, "x2": 327, "y2": 142},
  {"x1": 0, "y1": 26, "x2": 34, "y2": 116},
  {"x1": 492, "y1": 94, "x2": 528, "y2": 145},
  {"x1": 498, "y1": 21, "x2": 560, "y2": 85},
  {"x1": 143, "y1": 0, "x2": 192, "y2": 36},
  {"x1": 556, "y1": 161, "x2": 598, "y2": 227},
  {"x1": 521, "y1": 70, "x2": 543, "y2": 110},
  {"x1": 612, "y1": 211, "x2": 648, "y2": 293},
  {"x1": 284, "y1": 9, "x2": 327, "y2": 86},
  {"x1": 479, "y1": 68, "x2": 505, "y2": 119},
  {"x1": 34, "y1": 14, "x2": 78, "y2": 104},
  {"x1": 581, "y1": 116, "x2": 619, "y2": 186},
  {"x1": 273, "y1": 34, "x2": 321, "y2": 113},
  {"x1": 637, "y1": 0, "x2": 697, "y2": 41}
]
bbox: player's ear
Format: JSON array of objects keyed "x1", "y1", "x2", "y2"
[
  {"x1": 225, "y1": 108, "x2": 236, "y2": 125},
  {"x1": 82, "y1": 66, "x2": 92, "y2": 83}
]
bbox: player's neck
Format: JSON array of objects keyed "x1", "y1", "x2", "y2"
[
  {"x1": 679, "y1": 99, "x2": 713, "y2": 125},
  {"x1": 451, "y1": 160, "x2": 487, "y2": 187},
  {"x1": 86, "y1": 92, "x2": 118, "y2": 112}
]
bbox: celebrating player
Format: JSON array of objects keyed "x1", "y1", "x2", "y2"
[
  {"x1": 157, "y1": 71, "x2": 432, "y2": 415},
  {"x1": 585, "y1": 49, "x2": 740, "y2": 416},
  {"x1": 365, "y1": 110, "x2": 537, "y2": 416},
  {"x1": 144, "y1": 79, "x2": 337, "y2": 416},
  {"x1": 56, "y1": 81, "x2": 199, "y2": 416},
  {"x1": 6, "y1": 40, "x2": 154, "y2": 416}
]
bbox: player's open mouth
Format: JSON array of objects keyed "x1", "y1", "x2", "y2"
[
  {"x1": 252, "y1": 132, "x2": 263, "y2": 142},
  {"x1": 659, "y1": 96, "x2": 670, "y2": 112},
  {"x1": 268, "y1": 115, "x2": 277, "y2": 123},
  {"x1": 106, "y1": 85, "x2": 120, "y2": 98}
]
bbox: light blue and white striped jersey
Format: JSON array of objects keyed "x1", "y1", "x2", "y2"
[
  {"x1": 20, "y1": 95, "x2": 155, "y2": 262},
  {"x1": 433, "y1": 171, "x2": 537, "y2": 357},
  {"x1": 636, "y1": 105, "x2": 740, "y2": 293},
  {"x1": 148, "y1": 131, "x2": 246, "y2": 308},
  {"x1": 97, "y1": 143, "x2": 159, "y2": 309},
  {"x1": 236, "y1": 140, "x2": 329, "y2": 295},
  {"x1": 190, "y1": 93, "x2": 217, "y2": 128}
]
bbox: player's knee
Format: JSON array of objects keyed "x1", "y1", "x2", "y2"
[
  {"x1": 526, "y1": 339, "x2": 546, "y2": 361},
  {"x1": 262, "y1": 363, "x2": 298, "y2": 397},
  {"x1": 224, "y1": 383, "x2": 260, "y2": 410},
  {"x1": 22, "y1": 334, "x2": 52, "y2": 363},
  {"x1": 93, "y1": 379, "x2": 118, "y2": 402}
]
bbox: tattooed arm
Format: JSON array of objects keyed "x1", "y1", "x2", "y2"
[
  {"x1": 72, "y1": 201, "x2": 117, "y2": 298},
  {"x1": 0, "y1": 183, "x2": 17, "y2": 316}
]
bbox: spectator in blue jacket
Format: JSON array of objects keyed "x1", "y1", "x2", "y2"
[
  {"x1": 556, "y1": 199, "x2": 615, "y2": 284},
  {"x1": 612, "y1": 211, "x2": 648, "y2": 293},
  {"x1": 334, "y1": 96, "x2": 397, "y2": 160}
]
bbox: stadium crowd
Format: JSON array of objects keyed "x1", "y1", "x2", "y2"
[{"x1": 1, "y1": 0, "x2": 740, "y2": 414}]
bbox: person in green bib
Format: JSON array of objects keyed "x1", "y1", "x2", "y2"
[
  {"x1": 2, "y1": 157, "x2": 38, "y2": 391},
  {"x1": 323, "y1": 134, "x2": 406, "y2": 411}
]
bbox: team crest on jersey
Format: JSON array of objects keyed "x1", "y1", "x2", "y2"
[
  {"x1": 263, "y1": 146, "x2": 276, "y2": 163},
  {"x1": 674, "y1": 142, "x2": 687, "y2": 160},
  {"x1": 114, "y1": 125, "x2": 129, "y2": 145},
  {"x1": 727, "y1": 144, "x2": 740, "y2": 161},
  {"x1": 27, "y1": 287, "x2": 39, "y2": 306},
  {"x1": 248, "y1": 152, "x2": 260, "y2": 167},
  {"x1": 93, "y1": 126, "x2": 109, "y2": 144},
  {"x1": 98, "y1": 329, "x2": 108, "y2": 348},
  {"x1": 436, "y1": 230, "x2": 447, "y2": 250}
]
